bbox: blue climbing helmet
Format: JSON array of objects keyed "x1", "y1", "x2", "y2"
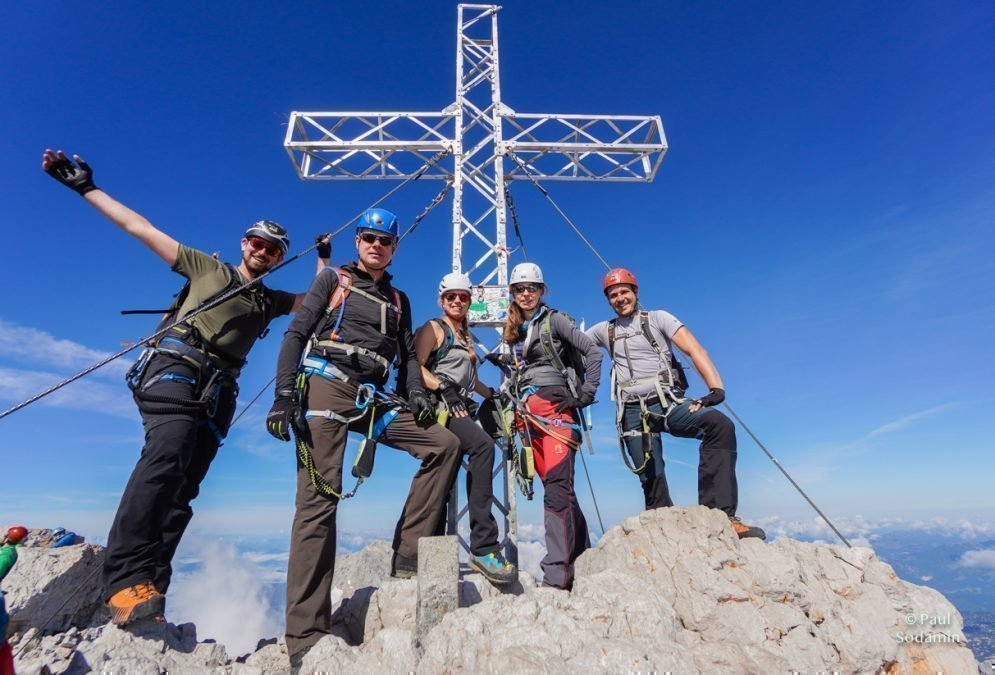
[{"x1": 357, "y1": 208, "x2": 399, "y2": 239}]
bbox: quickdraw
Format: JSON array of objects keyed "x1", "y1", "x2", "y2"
[{"x1": 293, "y1": 360, "x2": 405, "y2": 500}]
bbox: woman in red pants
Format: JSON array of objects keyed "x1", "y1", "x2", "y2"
[{"x1": 501, "y1": 263, "x2": 602, "y2": 590}]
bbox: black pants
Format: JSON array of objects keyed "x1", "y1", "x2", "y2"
[
  {"x1": 103, "y1": 353, "x2": 237, "y2": 599},
  {"x1": 434, "y1": 416, "x2": 501, "y2": 556},
  {"x1": 621, "y1": 398, "x2": 738, "y2": 516}
]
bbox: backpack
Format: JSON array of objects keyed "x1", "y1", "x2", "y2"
[{"x1": 537, "y1": 310, "x2": 587, "y2": 394}]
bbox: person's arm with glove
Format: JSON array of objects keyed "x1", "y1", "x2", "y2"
[
  {"x1": 396, "y1": 292, "x2": 434, "y2": 422},
  {"x1": 266, "y1": 269, "x2": 337, "y2": 440},
  {"x1": 42, "y1": 149, "x2": 180, "y2": 266},
  {"x1": 671, "y1": 325, "x2": 725, "y2": 413}
]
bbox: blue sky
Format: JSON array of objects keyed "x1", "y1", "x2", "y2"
[{"x1": 2, "y1": 0, "x2": 994, "y2": 553}]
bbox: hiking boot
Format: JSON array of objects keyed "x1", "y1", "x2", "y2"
[
  {"x1": 730, "y1": 516, "x2": 766, "y2": 541},
  {"x1": 469, "y1": 551, "x2": 518, "y2": 586},
  {"x1": 106, "y1": 582, "x2": 166, "y2": 625},
  {"x1": 390, "y1": 551, "x2": 418, "y2": 579}
]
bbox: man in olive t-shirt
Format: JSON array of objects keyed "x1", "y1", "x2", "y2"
[{"x1": 43, "y1": 149, "x2": 327, "y2": 625}]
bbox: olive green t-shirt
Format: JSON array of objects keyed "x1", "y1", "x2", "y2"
[{"x1": 172, "y1": 245, "x2": 296, "y2": 370}]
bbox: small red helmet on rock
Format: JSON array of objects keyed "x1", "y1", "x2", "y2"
[
  {"x1": 6, "y1": 526, "x2": 28, "y2": 544},
  {"x1": 603, "y1": 268, "x2": 638, "y2": 295}
]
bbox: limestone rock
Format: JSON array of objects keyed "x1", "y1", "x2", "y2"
[
  {"x1": 415, "y1": 536, "x2": 458, "y2": 642},
  {"x1": 7, "y1": 507, "x2": 979, "y2": 674},
  {"x1": 329, "y1": 540, "x2": 393, "y2": 611},
  {"x1": 4, "y1": 544, "x2": 105, "y2": 634}
]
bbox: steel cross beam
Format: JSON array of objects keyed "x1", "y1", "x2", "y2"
[{"x1": 284, "y1": 3, "x2": 667, "y2": 565}]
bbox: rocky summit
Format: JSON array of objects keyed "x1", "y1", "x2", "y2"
[{"x1": 5, "y1": 507, "x2": 981, "y2": 673}]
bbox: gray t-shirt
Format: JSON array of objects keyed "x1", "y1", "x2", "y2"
[{"x1": 586, "y1": 310, "x2": 684, "y2": 398}]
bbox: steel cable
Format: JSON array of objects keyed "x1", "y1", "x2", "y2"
[{"x1": 0, "y1": 149, "x2": 450, "y2": 422}]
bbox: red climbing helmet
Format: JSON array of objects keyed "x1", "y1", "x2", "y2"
[
  {"x1": 6, "y1": 526, "x2": 28, "y2": 544},
  {"x1": 603, "y1": 268, "x2": 638, "y2": 295}
]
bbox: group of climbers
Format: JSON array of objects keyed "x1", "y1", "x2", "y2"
[{"x1": 39, "y1": 148, "x2": 763, "y2": 674}]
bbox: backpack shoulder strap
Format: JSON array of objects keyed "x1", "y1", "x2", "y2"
[
  {"x1": 607, "y1": 318, "x2": 618, "y2": 358},
  {"x1": 540, "y1": 311, "x2": 569, "y2": 375},
  {"x1": 637, "y1": 310, "x2": 664, "y2": 354},
  {"x1": 325, "y1": 267, "x2": 353, "y2": 338},
  {"x1": 425, "y1": 317, "x2": 454, "y2": 371},
  {"x1": 392, "y1": 289, "x2": 403, "y2": 328}
]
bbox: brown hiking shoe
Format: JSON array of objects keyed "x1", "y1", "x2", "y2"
[
  {"x1": 730, "y1": 516, "x2": 766, "y2": 540},
  {"x1": 106, "y1": 582, "x2": 166, "y2": 625}
]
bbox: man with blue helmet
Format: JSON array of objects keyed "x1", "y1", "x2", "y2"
[{"x1": 267, "y1": 208, "x2": 461, "y2": 670}]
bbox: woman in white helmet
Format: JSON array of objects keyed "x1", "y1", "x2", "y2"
[
  {"x1": 501, "y1": 262, "x2": 603, "y2": 590},
  {"x1": 413, "y1": 271, "x2": 518, "y2": 586}
]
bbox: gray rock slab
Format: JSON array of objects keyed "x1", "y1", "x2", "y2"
[{"x1": 414, "y1": 536, "x2": 458, "y2": 643}]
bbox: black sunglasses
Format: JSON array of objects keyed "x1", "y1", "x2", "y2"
[
  {"x1": 359, "y1": 232, "x2": 396, "y2": 247},
  {"x1": 511, "y1": 283, "x2": 542, "y2": 294}
]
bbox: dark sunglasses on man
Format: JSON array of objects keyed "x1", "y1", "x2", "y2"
[
  {"x1": 248, "y1": 236, "x2": 283, "y2": 258},
  {"x1": 359, "y1": 232, "x2": 397, "y2": 247}
]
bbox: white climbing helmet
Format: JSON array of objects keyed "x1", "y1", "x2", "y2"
[
  {"x1": 509, "y1": 262, "x2": 544, "y2": 287},
  {"x1": 439, "y1": 271, "x2": 472, "y2": 295}
]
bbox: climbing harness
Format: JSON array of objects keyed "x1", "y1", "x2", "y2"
[
  {"x1": 607, "y1": 311, "x2": 690, "y2": 474},
  {"x1": 293, "y1": 357, "x2": 406, "y2": 500},
  {"x1": 0, "y1": 148, "x2": 451, "y2": 422}
]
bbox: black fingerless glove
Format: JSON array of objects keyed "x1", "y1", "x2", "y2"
[
  {"x1": 266, "y1": 397, "x2": 299, "y2": 442},
  {"x1": 694, "y1": 387, "x2": 725, "y2": 408},
  {"x1": 438, "y1": 380, "x2": 468, "y2": 416},
  {"x1": 314, "y1": 235, "x2": 332, "y2": 259},
  {"x1": 408, "y1": 389, "x2": 433, "y2": 422},
  {"x1": 45, "y1": 153, "x2": 97, "y2": 195}
]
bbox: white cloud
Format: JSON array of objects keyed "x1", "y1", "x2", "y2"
[
  {"x1": 756, "y1": 514, "x2": 995, "y2": 546},
  {"x1": 168, "y1": 538, "x2": 283, "y2": 657},
  {"x1": 0, "y1": 366, "x2": 135, "y2": 419},
  {"x1": 957, "y1": 549, "x2": 995, "y2": 570},
  {"x1": 862, "y1": 402, "x2": 958, "y2": 439},
  {"x1": 0, "y1": 318, "x2": 132, "y2": 378}
]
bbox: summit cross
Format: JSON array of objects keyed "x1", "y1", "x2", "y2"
[{"x1": 283, "y1": 3, "x2": 668, "y2": 561}]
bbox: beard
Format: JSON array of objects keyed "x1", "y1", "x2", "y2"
[{"x1": 243, "y1": 250, "x2": 275, "y2": 276}]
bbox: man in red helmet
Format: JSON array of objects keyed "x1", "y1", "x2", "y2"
[
  {"x1": 586, "y1": 269, "x2": 765, "y2": 539},
  {"x1": 1, "y1": 526, "x2": 27, "y2": 675}
]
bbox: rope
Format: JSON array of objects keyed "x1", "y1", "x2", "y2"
[
  {"x1": 228, "y1": 374, "x2": 276, "y2": 428},
  {"x1": 506, "y1": 152, "x2": 611, "y2": 270},
  {"x1": 577, "y1": 449, "x2": 605, "y2": 535},
  {"x1": 720, "y1": 402, "x2": 852, "y2": 547},
  {"x1": 503, "y1": 184, "x2": 530, "y2": 261},
  {"x1": 0, "y1": 149, "x2": 450, "y2": 422},
  {"x1": 399, "y1": 180, "x2": 453, "y2": 242},
  {"x1": 504, "y1": 152, "x2": 851, "y2": 547}
]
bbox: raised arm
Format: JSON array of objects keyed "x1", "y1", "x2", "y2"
[
  {"x1": 289, "y1": 235, "x2": 332, "y2": 313},
  {"x1": 42, "y1": 150, "x2": 180, "y2": 266}
]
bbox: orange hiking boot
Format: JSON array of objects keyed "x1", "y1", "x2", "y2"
[
  {"x1": 106, "y1": 582, "x2": 165, "y2": 625},
  {"x1": 730, "y1": 516, "x2": 766, "y2": 541}
]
